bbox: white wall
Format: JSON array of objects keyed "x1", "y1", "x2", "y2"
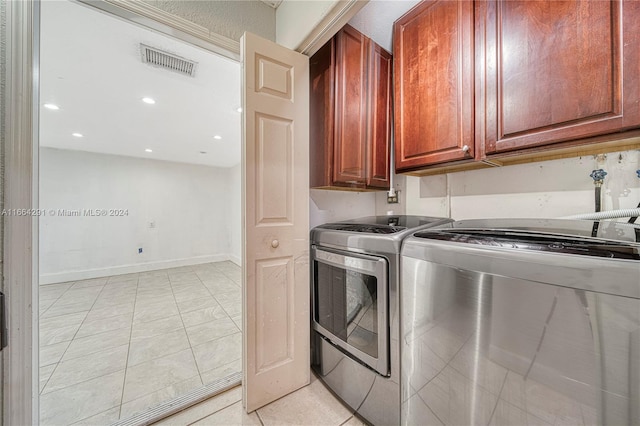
[
  {"x1": 348, "y1": 0, "x2": 420, "y2": 52},
  {"x1": 404, "y1": 150, "x2": 640, "y2": 220},
  {"x1": 310, "y1": 176, "x2": 407, "y2": 229},
  {"x1": 310, "y1": 189, "x2": 377, "y2": 228},
  {"x1": 229, "y1": 163, "x2": 241, "y2": 264},
  {"x1": 309, "y1": 151, "x2": 640, "y2": 226},
  {"x1": 276, "y1": 0, "x2": 336, "y2": 50},
  {"x1": 39, "y1": 148, "x2": 241, "y2": 284}
]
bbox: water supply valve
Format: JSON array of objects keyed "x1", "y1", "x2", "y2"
[
  {"x1": 636, "y1": 169, "x2": 640, "y2": 179},
  {"x1": 590, "y1": 169, "x2": 607, "y2": 187}
]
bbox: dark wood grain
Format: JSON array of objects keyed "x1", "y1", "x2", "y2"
[
  {"x1": 309, "y1": 39, "x2": 335, "y2": 188},
  {"x1": 394, "y1": 0, "x2": 475, "y2": 172},
  {"x1": 309, "y1": 25, "x2": 392, "y2": 190},
  {"x1": 333, "y1": 25, "x2": 368, "y2": 185},
  {"x1": 478, "y1": 0, "x2": 640, "y2": 154},
  {"x1": 367, "y1": 43, "x2": 392, "y2": 189}
]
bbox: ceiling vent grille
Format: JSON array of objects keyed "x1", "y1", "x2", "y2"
[{"x1": 140, "y1": 44, "x2": 197, "y2": 77}]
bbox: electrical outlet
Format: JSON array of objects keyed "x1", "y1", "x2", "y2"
[{"x1": 387, "y1": 192, "x2": 399, "y2": 204}]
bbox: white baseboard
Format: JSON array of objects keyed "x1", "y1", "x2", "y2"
[
  {"x1": 229, "y1": 254, "x2": 241, "y2": 267},
  {"x1": 40, "y1": 254, "x2": 232, "y2": 285}
]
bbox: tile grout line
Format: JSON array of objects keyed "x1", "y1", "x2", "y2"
[
  {"x1": 413, "y1": 329, "x2": 498, "y2": 426},
  {"x1": 338, "y1": 415, "x2": 354, "y2": 426},
  {"x1": 39, "y1": 356, "x2": 130, "y2": 398},
  {"x1": 184, "y1": 394, "x2": 245, "y2": 426},
  {"x1": 45, "y1": 265, "x2": 239, "y2": 425},
  {"x1": 39, "y1": 280, "x2": 76, "y2": 317},
  {"x1": 188, "y1": 263, "x2": 242, "y2": 387},
  {"x1": 40, "y1": 279, "x2": 135, "y2": 406},
  {"x1": 39, "y1": 280, "x2": 112, "y2": 395},
  {"x1": 199, "y1": 266, "x2": 241, "y2": 331},
  {"x1": 177, "y1": 263, "x2": 242, "y2": 386},
  {"x1": 168, "y1": 270, "x2": 206, "y2": 387},
  {"x1": 118, "y1": 276, "x2": 141, "y2": 420},
  {"x1": 69, "y1": 404, "x2": 121, "y2": 426},
  {"x1": 487, "y1": 370, "x2": 509, "y2": 425},
  {"x1": 192, "y1": 265, "x2": 241, "y2": 338},
  {"x1": 413, "y1": 329, "x2": 476, "y2": 397},
  {"x1": 65, "y1": 279, "x2": 134, "y2": 342},
  {"x1": 37, "y1": 340, "x2": 71, "y2": 395},
  {"x1": 255, "y1": 407, "x2": 266, "y2": 426}
]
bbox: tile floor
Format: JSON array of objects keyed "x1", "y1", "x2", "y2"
[
  {"x1": 153, "y1": 373, "x2": 365, "y2": 426},
  {"x1": 39, "y1": 261, "x2": 243, "y2": 426}
]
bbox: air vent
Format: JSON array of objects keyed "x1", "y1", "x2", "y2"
[{"x1": 140, "y1": 44, "x2": 197, "y2": 77}]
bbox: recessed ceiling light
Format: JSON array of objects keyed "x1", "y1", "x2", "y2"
[
  {"x1": 44, "y1": 103, "x2": 59, "y2": 110},
  {"x1": 236, "y1": 107, "x2": 242, "y2": 113},
  {"x1": 213, "y1": 135, "x2": 222, "y2": 140},
  {"x1": 72, "y1": 133, "x2": 83, "y2": 138},
  {"x1": 145, "y1": 148, "x2": 153, "y2": 153},
  {"x1": 142, "y1": 97, "x2": 156, "y2": 105}
]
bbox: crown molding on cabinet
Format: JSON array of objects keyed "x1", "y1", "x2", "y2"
[{"x1": 296, "y1": 0, "x2": 367, "y2": 56}]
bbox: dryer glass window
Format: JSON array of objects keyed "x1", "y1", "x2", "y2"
[{"x1": 314, "y1": 262, "x2": 379, "y2": 357}]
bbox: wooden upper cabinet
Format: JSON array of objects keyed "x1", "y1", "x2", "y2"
[
  {"x1": 367, "y1": 43, "x2": 392, "y2": 188},
  {"x1": 333, "y1": 25, "x2": 369, "y2": 185},
  {"x1": 477, "y1": 0, "x2": 640, "y2": 155},
  {"x1": 394, "y1": 0, "x2": 475, "y2": 172},
  {"x1": 309, "y1": 25, "x2": 392, "y2": 190},
  {"x1": 309, "y1": 39, "x2": 335, "y2": 189}
]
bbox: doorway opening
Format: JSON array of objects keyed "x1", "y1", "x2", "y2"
[{"x1": 37, "y1": 1, "x2": 242, "y2": 424}]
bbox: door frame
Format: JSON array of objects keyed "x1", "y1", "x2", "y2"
[
  {"x1": 3, "y1": 1, "x2": 242, "y2": 424},
  {"x1": 2, "y1": 0, "x2": 364, "y2": 423},
  {"x1": 3, "y1": 0, "x2": 40, "y2": 424}
]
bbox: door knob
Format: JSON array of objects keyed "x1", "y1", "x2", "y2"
[{"x1": 271, "y1": 239, "x2": 279, "y2": 248}]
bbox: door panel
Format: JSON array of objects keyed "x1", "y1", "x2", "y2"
[
  {"x1": 333, "y1": 25, "x2": 368, "y2": 185},
  {"x1": 394, "y1": 0, "x2": 475, "y2": 171},
  {"x1": 309, "y1": 40, "x2": 335, "y2": 188},
  {"x1": 478, "y1": 0, "x2": 640, "y2": 154},
  {"x1": 242, "y1": 31, "x2": 309, "y2": 412},
  {"x1": 367, "y1": 43, "x2": 392, "y2": 189}
]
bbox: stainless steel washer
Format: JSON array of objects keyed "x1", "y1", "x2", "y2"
[
  {"x1": 311, "y1": 215, "x2": 452, "y2": 426},
  {"x1": 401, "y1": 219, "x2": 640, "y2": 426}
]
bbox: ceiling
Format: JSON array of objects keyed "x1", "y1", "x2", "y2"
[
  {"x1": 40, "y1": 0, "x2": 241, "y2": 168},
  {"x1": 260, "y1": 0, "x2": 283, "y2": 9},
  {"x1": 348, "y1": 0, "x2": 421, "y2": 52}
]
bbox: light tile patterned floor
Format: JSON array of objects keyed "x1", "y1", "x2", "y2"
[
  {"x1": 39, "y1": 261, "x2": 243, "y2": 426},
  {"x1": 153, "y1": 373, "x2": 366, "y2": 426}
]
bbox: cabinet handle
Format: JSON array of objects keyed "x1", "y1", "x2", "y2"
[
  {"x1": 271, "y1": 239, "x2": 279, "y2": 248},
  {"x1": 462, "y1": 145, "x2": 470, "y2": 153}
]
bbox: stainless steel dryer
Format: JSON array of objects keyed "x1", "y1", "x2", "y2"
[
  {"x1": 310, "y1": 215, "x2": 452, "y2": 426},
  {"x1": 401, "y1": 219, "x2": 640, "y2": 426}
]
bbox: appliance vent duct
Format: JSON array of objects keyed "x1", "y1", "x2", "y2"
[{"x1": 140, "y1": 44, "x2": 197, "y2": 77}]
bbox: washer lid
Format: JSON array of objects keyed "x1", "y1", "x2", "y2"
[
  {"x1": 315, "y1": 215, "x2": 449, "y2": 234},
  {"x1": 413, "y1": 218, "x2": 640, "y2": 260}
]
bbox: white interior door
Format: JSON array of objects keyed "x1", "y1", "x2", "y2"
[{"x1": 241, "y1": 31, "x2": 310, "y2": 412}]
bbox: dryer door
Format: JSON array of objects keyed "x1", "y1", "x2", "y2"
[{"x1": 312, "y1": 246, "x2": 389, "y2": 376}]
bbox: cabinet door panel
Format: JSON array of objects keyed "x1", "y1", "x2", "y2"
[
  {"x1": 479, "y1": 0, "x2": 640, "y2": 154},
  {"x1": 394, "y1": 0, "x2": 474, "y2": 171},
  {"x1": 334, "y1": 25, "x2": 368, "y2": 185},
  {"x1": 367, "y1": 43, "x2": 392, "y2": 189},
  {"x1": 309, "y1": 40, "x2": 335, "y2": 188}
]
